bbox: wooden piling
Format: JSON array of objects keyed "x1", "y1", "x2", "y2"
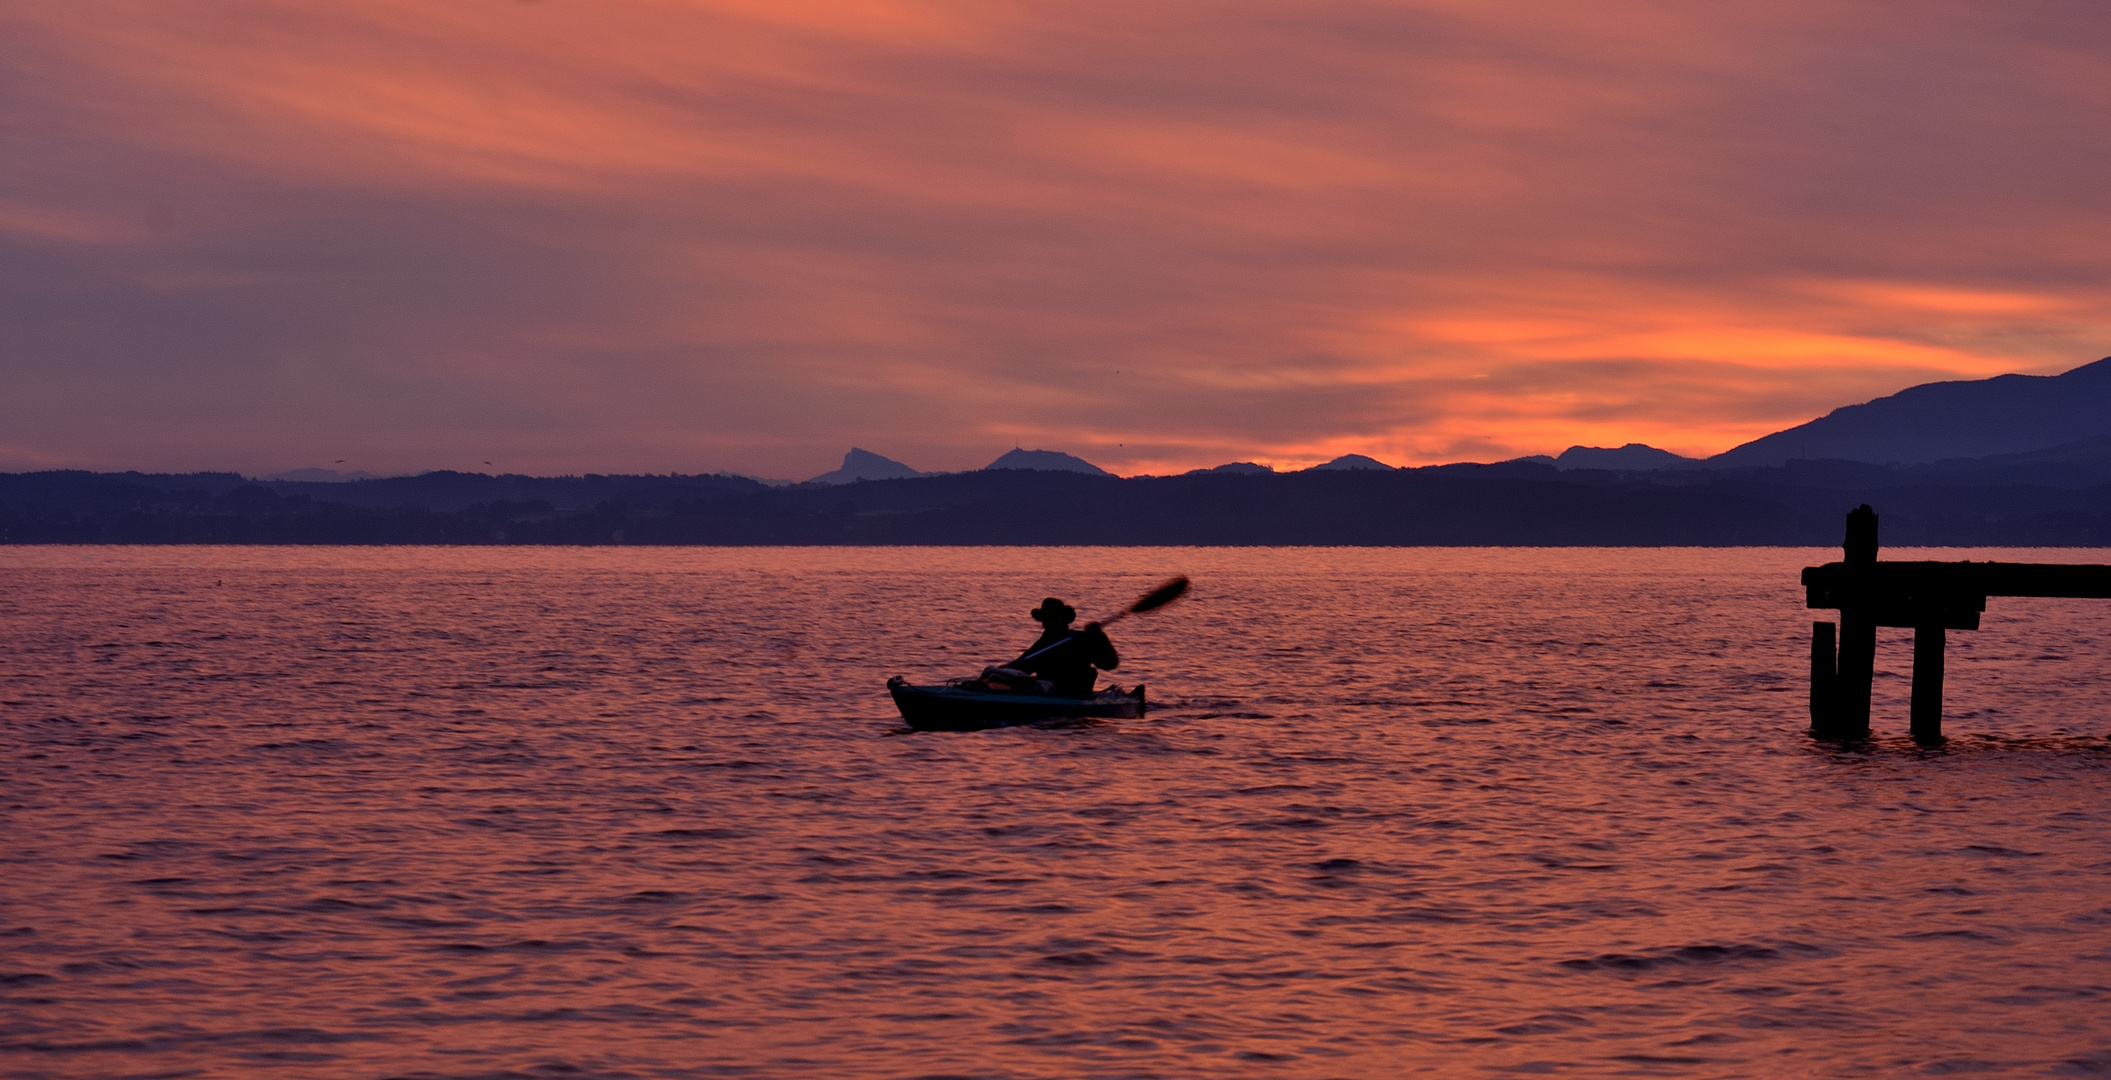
[
  {"x1": 1837, "y1": 611, "x2": 1876, "y2": 738},
  {"x1": 1801, "y1": 502, "x2": 2110, "y2": 739},
  {"x1": 1911, "y1": 625, "x2": 1945, "y2": 742},
  {"x1": 1809, "y1": 622, "x2": 1837, "y2": 735},
  {"x1": 1844, "y1": 504, "x2": 1878, "y2": 564},
  {"x1": 1834, "y1": 505, "x2": 1878, "y2": 738}
]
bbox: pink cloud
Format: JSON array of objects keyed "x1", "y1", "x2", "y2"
[{"x1": 3, "y1": 0, "x2": 2108, "y2": 477}]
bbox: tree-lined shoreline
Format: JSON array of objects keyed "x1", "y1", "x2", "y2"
[{"x1": 5, "y1": 456, "x2": 2109, "y2": 546}]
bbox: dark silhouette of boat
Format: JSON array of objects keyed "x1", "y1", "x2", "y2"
[{"x1": 886, "y1": 676, "x2": 1146, "y2": 731}]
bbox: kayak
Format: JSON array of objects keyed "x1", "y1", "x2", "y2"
[{"x1": 886, "y1": 675, "x2": 1146, "y2": 731}]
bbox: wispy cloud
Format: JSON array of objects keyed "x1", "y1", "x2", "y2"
[{"x1": 3, "y1": 0, "x2": 2108, "y2": 476}]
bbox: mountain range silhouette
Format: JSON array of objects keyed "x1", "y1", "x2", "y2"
[
  {"x1": 981, "y1": 448, "x2": 1113, "y2": 475},
  {"x1": 805, "y1": 448, "x2": 926, "y2": 485},
  {"x1": 7, "y1": 356, "x2": 2111, "y2": 545},
  {"x1": 793, "y1": 356, "x2": 2111, "y2": 483},
  {"x1": 1710, "y1": 356, "x2": 2111, "y2": 467}
]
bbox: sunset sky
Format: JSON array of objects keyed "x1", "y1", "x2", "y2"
[{"x1": 4, "y1": 0, "x2": 2109, "y2": 478}]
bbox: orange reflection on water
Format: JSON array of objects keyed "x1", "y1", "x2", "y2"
[{"x1": 5, "y1": 546, "x2": 2111, "y2": 1075}]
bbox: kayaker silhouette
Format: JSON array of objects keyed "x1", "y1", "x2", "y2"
[
  {"x1": 895, "y1": 578, "x2": 1184, "y2": 727},
  {"x1": 992, "y1": 598, "x2": 1119, "y2": 695}
]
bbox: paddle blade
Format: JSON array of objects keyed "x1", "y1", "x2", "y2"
[{"x1": 1128, "y1": 575, "x2": 1190, "y2": 615}]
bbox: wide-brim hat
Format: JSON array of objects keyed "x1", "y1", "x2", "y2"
[{"x1": 1031, "y1": 598, "x2": 1075, "y2": 623}]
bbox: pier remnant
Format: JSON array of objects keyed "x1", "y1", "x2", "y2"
[{"x1": 1802, "y1": 505, "x2": 2111, "y2": 741}]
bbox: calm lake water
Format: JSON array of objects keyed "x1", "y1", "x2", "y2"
[{"x1": 4, "y1": 546, "x2": 2110, "y2": 1079}]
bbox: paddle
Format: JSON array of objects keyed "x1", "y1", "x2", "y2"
[
  {"x1": 1099, "y1": 574, "x2": 1191, "y2": 627},
  {"x1": 1016, "y1": 576, "x2": 1190, "y2": 664}
]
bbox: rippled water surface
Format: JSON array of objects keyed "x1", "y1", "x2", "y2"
[{"x1": 5, "y1": 546, "x2": 2111, "y2": 1079}]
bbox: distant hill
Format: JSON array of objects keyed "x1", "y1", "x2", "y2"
[
  {"x1": 1554, "y1": 444, "x2": 1701, "y2": 471},
  {"x1": 4, "y1": 455, "x2": 2109, "y2": 544},
  {"x1": 807, "y1": 448, "x2": 925, "y2": 485},
  {"x1": 1713, "y1": 356, "x2": 2111, "y2": 467},
  {"x1": 261, "y1": 470, "x2": 764, "y2": 512},
  {"x1": 984, "y1": 448, "x2": 1111, "y2": 475},
  {"x1": 1187, "y1": 462, "x2": 1274, "y2": 475},
  {"x1": 261, "y1": 468, "x2": 383, "y2": 482},
  {"x1": 1883, "y1": 434, "x2": 2111, "y2": 489},
  {"x1": 1310, "y1": 454, "x2": 1395, "y2": 471},
  {"x1": 6, "y1": 457, "x2": 2107, "y2": 545}
]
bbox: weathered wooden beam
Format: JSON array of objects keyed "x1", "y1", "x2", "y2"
[
  {"x1": 1869, "y1": 606, "x2": 1980, "y2": 631},
  {"x1": 1804, "y1": 561, "x2": 2111, "y2": 607},
  {"x1": 1971, "y1": 563, "x2": 2111, "y2": 599}
]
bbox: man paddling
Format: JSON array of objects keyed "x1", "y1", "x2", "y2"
[{"x1": 1004, "y1": 598, "x2": 1119, "y2": 695}]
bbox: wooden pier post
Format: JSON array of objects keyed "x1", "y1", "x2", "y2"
[
  {"x1": 1911, "y1": 625, "x2": 1945, "y2": 742},
  {"x1": 1802, "y1": 505, "x2": 2109, "y2": 739},
  {"x1": 1809, "y1": 621, "x2": 1838, "y2": 735},
  {"x1": 1835, "y1": 505, "x2": 1879, "y2": 738},
  {"x1": 1837, "y1": 614, "x2": 1876, "y2": 738}
]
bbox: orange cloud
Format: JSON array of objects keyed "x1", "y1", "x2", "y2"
[{"x1": 2, "y1": 0, "x2": 2109, "y2": 477}]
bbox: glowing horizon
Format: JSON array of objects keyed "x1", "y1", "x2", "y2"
[{"x1": 4, "y1": 1, "x2": 2108, "y2": 479}]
